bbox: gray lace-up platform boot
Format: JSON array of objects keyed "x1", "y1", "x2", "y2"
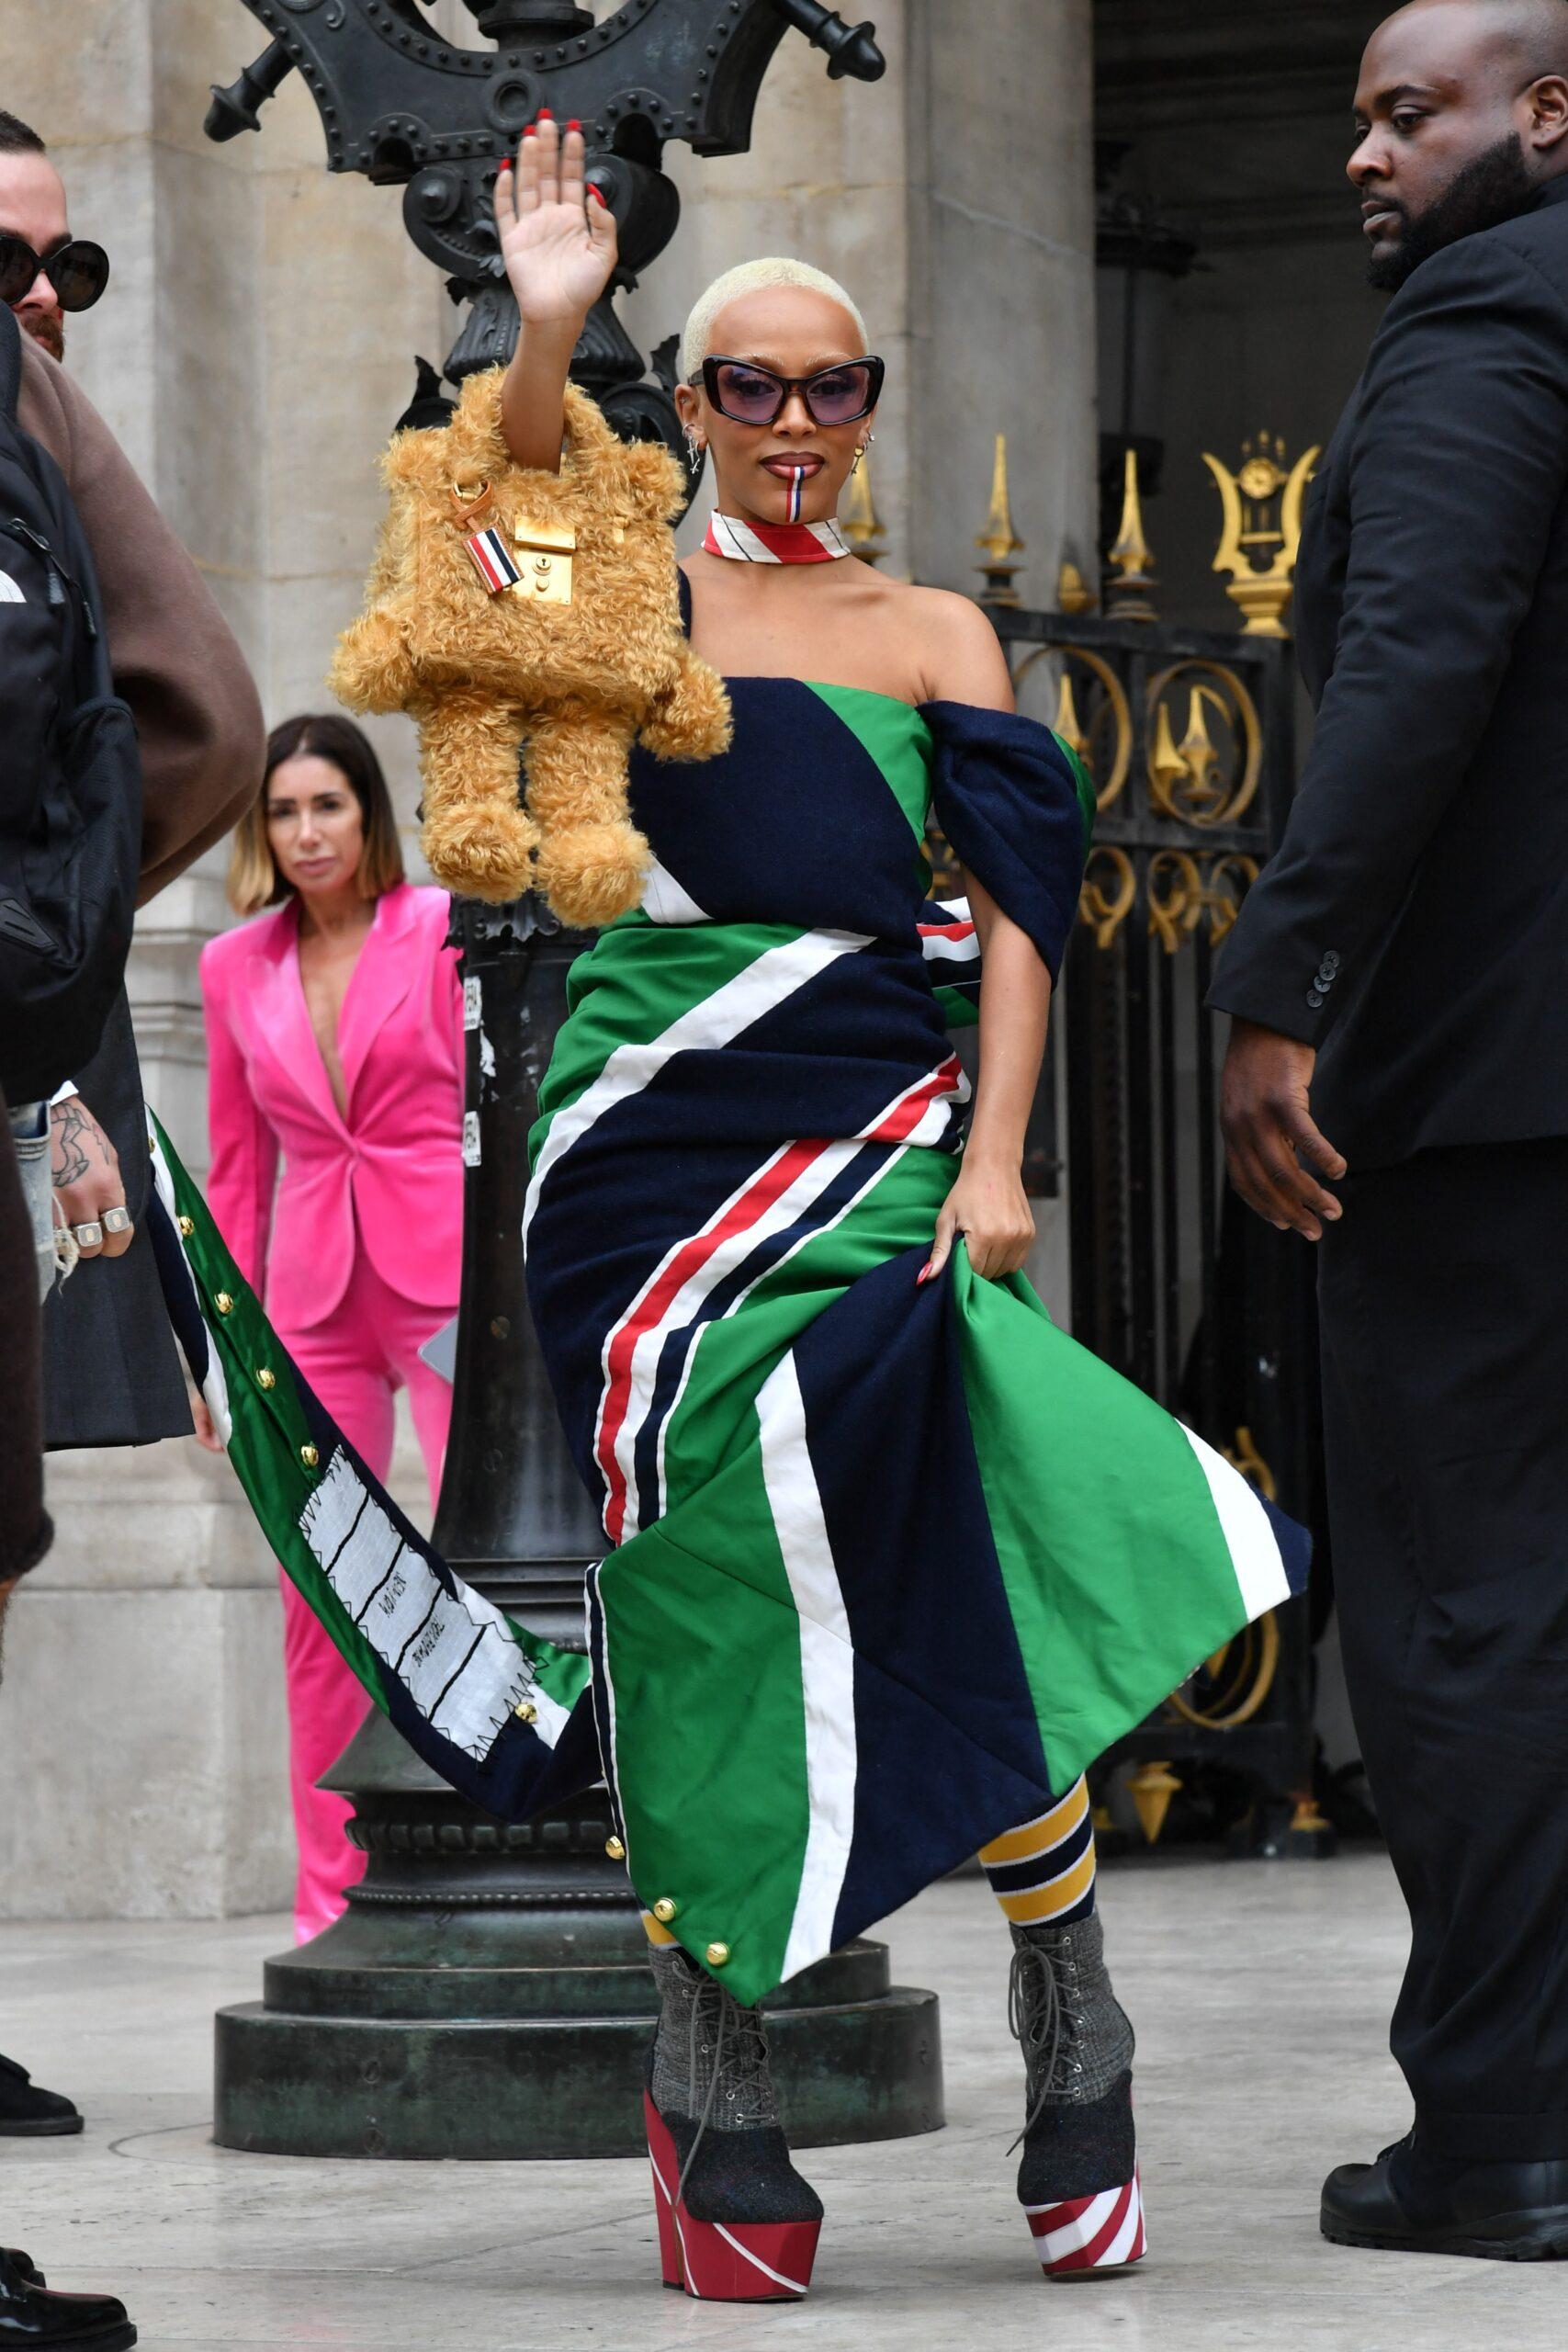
[
  {"x1": 644, "y1": 1941, "x2": 823, "y2": 2301},
  {"x1": 1008, "y1": 1912, "x2": 1145, "y2": 2277}
]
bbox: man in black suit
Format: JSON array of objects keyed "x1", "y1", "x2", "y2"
[{"x1": 1213, "y1": 0, "x2": 1568, "y2": 2257}]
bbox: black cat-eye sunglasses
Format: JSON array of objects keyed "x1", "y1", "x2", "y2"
[{"x1": 696, "y1": 354, "x2": 886, "y2": 428}]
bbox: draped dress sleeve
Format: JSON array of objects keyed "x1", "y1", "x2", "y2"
[{"x1": 917, "y1": 701, "x2": 1096, "y2": 1020}]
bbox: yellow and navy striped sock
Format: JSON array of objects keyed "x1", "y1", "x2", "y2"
[{"x1": 980, "y1": 1777, "x2": 1097, "y2": 1928}]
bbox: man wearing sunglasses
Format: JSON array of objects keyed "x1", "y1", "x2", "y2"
[{"x1": 0, "y1": 110, "x2": 107, "y2": 365}]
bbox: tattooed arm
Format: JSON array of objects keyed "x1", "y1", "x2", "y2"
[{"x1": 50, "y1": 1095, "x2": 133, "y2": 1260}]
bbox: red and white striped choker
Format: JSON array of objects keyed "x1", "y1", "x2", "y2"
[{"x1": 703, "y1": 512, "x2": 852, "y2": 564}]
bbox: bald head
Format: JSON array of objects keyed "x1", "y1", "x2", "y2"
[{"x1": 1350, "y1": 0, "x2": 1568, "y2": 286}]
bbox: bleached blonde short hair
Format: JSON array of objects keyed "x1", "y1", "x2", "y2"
[{"x1": 680, "y1": 257, "x2": 870, "y2": 381}]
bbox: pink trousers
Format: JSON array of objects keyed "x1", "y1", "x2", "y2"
[{"x1": 276, "y1": 1254, "x2": 455, "y2": 1944}]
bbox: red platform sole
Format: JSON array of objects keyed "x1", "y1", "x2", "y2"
[
  {"x1": 1025, "y1": 2170, "x2": 1146, "y2": 2278},
  {"x1": 644, "y1": 2091, "x2": 821, "y2": 2301}
]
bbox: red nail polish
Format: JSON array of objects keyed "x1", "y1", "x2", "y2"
[
  {"x1": 538, "y1": 107, "x2": 553, "y2": 119},
  {"x1": 523, "y1": 125, "x2": 536, "y2": 138},
  {"x1": 917, "y1": 1266, "x2": 931, "y2": 1285},
  {"x1": 567, "y1": 119, "x2": 581, "y2": 131},
  {"x1": 588, "y1": 184, "x2": 608, "y2": 207}
]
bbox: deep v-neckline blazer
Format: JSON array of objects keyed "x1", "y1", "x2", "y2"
[{"x1": 199, "y1": 881, "x2": 465, "y2": 1333}]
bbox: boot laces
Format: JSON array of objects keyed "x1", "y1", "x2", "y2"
[
  {"x1": 674, "y1": 1967, "x2": 775, "y2": 2206},
  {"x1": 1007, "y1": 1939, "x2": 1070, "y2": 2152}
]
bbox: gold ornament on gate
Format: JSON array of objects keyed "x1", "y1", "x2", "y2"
[
  {"x1": 1202, "y1": 433, "x2": 1319, "y2": 638},
  {"x1": 975, "y1": 434, "x2": 1026, "y2": 608}
]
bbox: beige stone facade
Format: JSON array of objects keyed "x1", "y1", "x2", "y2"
[{"x1": 0, "y1": 0, "x2": 1096, "y2": 1917}]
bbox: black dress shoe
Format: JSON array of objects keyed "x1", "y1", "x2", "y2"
[
  {"x1": 0, "y1": 2055, "x2": 81, "y2": 2139},
  {"x1": 0, "y1": 2251, "x2": 135, "y2": 2348},
  {"x1": 0, "y1": 2264, "x2": 41, "y2": 2291},
  {"x1": 1322, "y1": 2134, "x2": 1568, "y2": 2259}
]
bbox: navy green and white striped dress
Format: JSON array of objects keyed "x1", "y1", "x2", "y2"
[
  {"x1": 148, "y1": 639, "x2": 1307, "y2": 2010},
  {"x1": 519, "y1": 662, "x2": 1307, "y2": 2002}
]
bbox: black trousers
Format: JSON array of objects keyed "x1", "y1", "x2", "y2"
[{"x1": 1318, "y1": 1138, "x2": 1568, "y2": 2161}]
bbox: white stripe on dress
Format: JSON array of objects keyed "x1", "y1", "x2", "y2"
[
  {"x1": 523, "y1": 927, "x2": 871, "y2": 1245},
  {"x1": 757, "y1": 1350, "x2": 858, "y2": 1983},
  {"x1": 640, "y1": 859, "x2": 710, "y2": 925},
  {"x1": 604, "y1": 1060, "x2": 968, "y2": 1535},
  {"x1": 1179, "y1": 1425, "x2": 1292, "y2": 1621}
]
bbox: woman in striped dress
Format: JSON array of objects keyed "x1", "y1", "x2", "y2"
[{"x1": 497, "y1": 119, "x2": 1303, "y2": 2301}]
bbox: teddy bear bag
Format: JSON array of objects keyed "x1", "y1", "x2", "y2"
[{"x1": 330, "y1": 368, "x2": 730, "y2": 927}]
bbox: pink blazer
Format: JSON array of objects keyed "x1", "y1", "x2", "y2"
[{"x1": 200, "y1": 881, "x2": 465, "y2": 1335}]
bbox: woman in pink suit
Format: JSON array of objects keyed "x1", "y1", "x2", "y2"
[{"x1": 199, "y1": 713, "x2": 465, "y2": 1941}]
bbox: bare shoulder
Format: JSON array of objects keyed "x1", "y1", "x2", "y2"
[{"x1": 871, "y1": 578, "x2": 1011, "y2": 707}]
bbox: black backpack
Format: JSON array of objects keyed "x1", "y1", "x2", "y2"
[{"x1": 0, "y1": 303, "x2": 140, "y2": 1105}]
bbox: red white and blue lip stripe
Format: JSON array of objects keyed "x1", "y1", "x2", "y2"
[{"x1": 464, "y1": 525, "x2": 523, "y2": 594}]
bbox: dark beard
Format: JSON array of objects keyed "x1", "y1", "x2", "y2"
[
  {"x1": 1367, "y1": 131, "x2": 1536, "y2": 291},
  {"x1": 17, "y1": 305, "x2": 64, "y2": 362}
]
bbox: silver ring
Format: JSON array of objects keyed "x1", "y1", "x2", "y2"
[
  {"x1": 101, "y1": 1204, "x2": 132, "y2": 1236},
  {"x1": 73, "y1": 1220, "x2": 103, "y2": 1249}
]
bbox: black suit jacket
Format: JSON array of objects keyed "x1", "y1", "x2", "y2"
[{"x1": 1210, "y1": 179, "x2": 1568, "y2": 1168}]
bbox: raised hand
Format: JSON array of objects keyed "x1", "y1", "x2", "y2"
[{"x1": 495, "y1": 114, "x2": 616, "y2": 331}]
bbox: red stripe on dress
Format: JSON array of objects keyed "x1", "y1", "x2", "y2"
[
  {"x1": 595, "y1": 1136, "x2": 833, "y2": 1544},
  {"x1": 917, "y1": 921, "x2": 976, "y2": 941},
  {"x1": 865, "y1": 1055, "x2": 964, "y2": 1142},
  {"x1": 592, "y1": 1057, "x2": 965, "y2": 1544}
]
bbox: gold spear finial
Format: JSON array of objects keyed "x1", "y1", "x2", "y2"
[
  {"x1": 840, "y1": 449, "x2": 887, "y2": 567},
  {"x1": 1055, "y1": 559, "x2": 1096, "y2": 616},
  {"x1": 975, "y1": 434, "x2": 1025, "y2": 607},
  {"x1": 1104, "y1": 447, "x2": 1157, "y2": 622}
]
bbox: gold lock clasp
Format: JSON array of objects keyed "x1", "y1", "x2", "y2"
[{"x1": 510, "y1": 515, "x2": 575, "y2": 605}]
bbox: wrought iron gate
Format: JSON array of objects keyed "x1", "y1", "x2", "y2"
[{"x1": 989, "y1": 600, "x2": 1325, "y2": 1851}]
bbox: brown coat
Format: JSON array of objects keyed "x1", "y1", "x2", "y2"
[
  {"x1": 15, "y1": 336, "x2": 265, "y2": 1451},
  {"x1": 17, "y1": 338, "x2": 265, "y2": 899}
]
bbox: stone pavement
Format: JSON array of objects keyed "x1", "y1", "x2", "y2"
[{"x1": 2, "y1": 1849, "x2": 1561, "y2": 2350}]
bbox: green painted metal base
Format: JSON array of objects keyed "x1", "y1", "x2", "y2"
[{"x1": 214, "y1": 1711, "x2": 943, "y2": 2159}]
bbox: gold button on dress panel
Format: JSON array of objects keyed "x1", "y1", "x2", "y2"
[
  {"x1": 299, "y1": 1444, "x2": 320, "y2": 1469},
  {"x1": 652, "y1": 1897, "x2": 678, "y2": 1925},
  {"x1": 705, "y1": 1942, "x2": 731, "y2": 1969}
]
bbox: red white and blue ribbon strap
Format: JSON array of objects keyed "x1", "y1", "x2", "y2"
[
  {"x1": 703, "y1": 512, "x2": 852, "y2": 563},
  {"x1": 465, "y1": 525, "x2": 522, "y2": 594}
]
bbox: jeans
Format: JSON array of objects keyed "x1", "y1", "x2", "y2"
[{"x1": 6, "y1": 1102, "x2": 55, "y2": 1304}]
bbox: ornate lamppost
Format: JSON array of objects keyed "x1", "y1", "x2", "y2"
[{"x1": 209, "y1": 0, "x2": 942, "y2": 2162}]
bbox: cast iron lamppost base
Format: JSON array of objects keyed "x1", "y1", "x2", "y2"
[
  {"x1": 214, "y1": 1729, "x2": 941, "y2": 2159},
  {"x1": 212, "y1": 881, "x2": 942, "y2": 2153}
]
